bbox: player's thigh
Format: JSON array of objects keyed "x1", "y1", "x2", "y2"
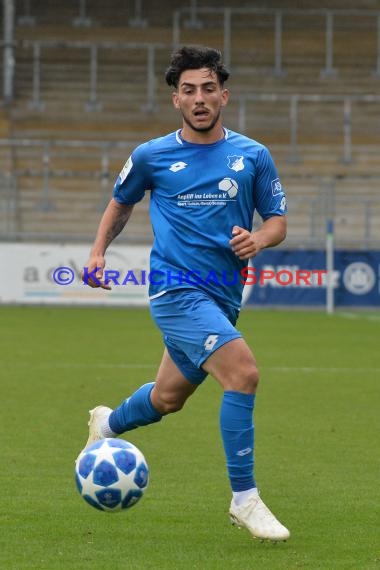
[
  {"x1": 152, "y1": 348, "x2": 199, "y2": 412},
  {"x1": 202, "y1": 337, "x2": 259, "y2": 393},
  {"x1": 150, "y1": 288, "x2": 241, "y2": 381}
]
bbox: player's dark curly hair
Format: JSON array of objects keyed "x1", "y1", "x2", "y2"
[{"x1": 165, "y1": 45, "x2": 230, "y2": 89}]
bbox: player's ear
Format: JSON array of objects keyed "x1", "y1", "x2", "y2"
[
  {"x1": 172, "y1": 91, "x2": 180, "y2": 109},
  {"x1": 221, "y1": 88, "x2": 229, "y2": 107}
]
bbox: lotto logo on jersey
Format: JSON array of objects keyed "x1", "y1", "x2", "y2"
[{"x1": 169, "y1": 161, "x2": 187, "y2": 172}]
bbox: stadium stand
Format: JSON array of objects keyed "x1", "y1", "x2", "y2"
[{"x1": 0, "y1": 0, "x2": 379, "y2": 247}]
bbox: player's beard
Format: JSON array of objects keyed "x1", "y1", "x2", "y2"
[{"x1": 182, "y1": 108, "x2": 222, "y2": 133}]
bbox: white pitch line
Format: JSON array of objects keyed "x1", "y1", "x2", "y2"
[
  {"x1": 53, "y1": 362, "x2": 156, "y2": 369},
  {"x1": 338, "y1": 312, "x2": 380, "y2": 322},
  {"x1": 7, "y1": 362, "x2": 380, "y2": 373},
  {"x1": 261, "y1": 366, "x2": 380, "y2": 373},
  {"x1": 6, "y1": 362, "x2": 156, "y2": 369}
]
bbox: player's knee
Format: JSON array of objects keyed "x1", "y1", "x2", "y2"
[
  {"x1": 152, "y1": 391, "x2": 186, "y2": 415},
  {"x1": 163, "y1": 399, "x2": 184, "y2": 414},
  {"x1": 225, "y1": 363, "x2": 260, "y2": 394},
  {"x1": 240, "y1": 364, "x2": 260, "y2": 393}
]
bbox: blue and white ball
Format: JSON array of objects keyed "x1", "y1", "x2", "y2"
[{"x1": 75, "y1": 438, "x2": 149, "y2": 512}]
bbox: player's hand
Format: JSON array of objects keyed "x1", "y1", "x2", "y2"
[
  {"x1": 81, "y1": 256, "x2": 112, "y2": 290},
  {"x1": 229, "y1": 226, "x2": 263, "y2": 260}
]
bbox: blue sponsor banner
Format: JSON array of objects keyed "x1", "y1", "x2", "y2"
[{"x1": 245, "y1": 250, "x2": 380, "y2": 307}]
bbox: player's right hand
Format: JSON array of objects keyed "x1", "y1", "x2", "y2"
[{"x1": 81, "y1": 256, "x2": 112, "y2": 290}]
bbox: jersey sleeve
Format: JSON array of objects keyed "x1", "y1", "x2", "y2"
[
  {"x1": 113, "y1": 143, "x2": 152, "y2": 205},
  {"x1": 253, "y1": 146, "x2": 287, "y2": 220}
]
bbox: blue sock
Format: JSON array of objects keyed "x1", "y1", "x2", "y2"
[
  {"x1": 220, "y1": 390, "x2": 256, "y2": 492},
  {"x1": 108, "y1": 382, "x2": 163, "y2": 434}
]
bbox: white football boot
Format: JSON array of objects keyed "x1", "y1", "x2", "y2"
[
  {"x1": 85, "y1": 405, "x2": 113, "y2": 448},
  {"x1": 229, "y1": 493, "x2": 290, "y2": 542}
]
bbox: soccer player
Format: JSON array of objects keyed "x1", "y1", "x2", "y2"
[{"x1": 82, "y1": 45, "x2": 289, "y2": 542}]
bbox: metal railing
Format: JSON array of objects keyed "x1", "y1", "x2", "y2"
[
  {"x1": 17, "y1": 0, "x2": 149, "y2": 28},
  {"x1": 285, "y1": 188, "x2": 380, "y2": 250},
  {"x1": 10, "y1": 38, "x2": 380, "y2": 166},
  {"x1": 236, "y1": 93, "x2": 380, "y2": 164},
  {"x1": 173, "y1": 7, "x2": 380, "y2": 76},
  {"x1": 20, "y1": 40, "x2": 170, "y2": 113},
  {"x1": 0, "y1": 138, "x2": 379, "y2": 247},
  {"x1": 2, "y1": 9, "x2": 380, "y2": 104}
]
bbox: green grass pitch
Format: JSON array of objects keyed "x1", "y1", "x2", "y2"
[{"x1": 0, "y1": 305, "x2": 379, "y2": 569}]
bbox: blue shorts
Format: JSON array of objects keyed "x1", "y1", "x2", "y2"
[{"x1": 149, "y1": 288, "x2": 241, "y2": 384}]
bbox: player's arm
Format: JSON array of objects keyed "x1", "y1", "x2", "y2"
[
  {"x1": 230, "y1": 215, "x2": 287, "y2": 261},
  {"x1": 82, "y1": 198, "x2": 134, "y2": 289}
]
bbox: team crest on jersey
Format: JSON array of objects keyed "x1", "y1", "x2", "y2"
[{"x1": 227, "y1": 155, "x2": 245, "y2": 172}]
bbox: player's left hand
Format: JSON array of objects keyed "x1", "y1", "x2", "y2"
[{"x1": 229, "y1": 226, "x2": 263, "y2": 260}]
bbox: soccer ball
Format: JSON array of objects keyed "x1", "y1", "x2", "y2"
[
  {"x1": 218, "y1": 177, "x2": 238, "y2": 198},
  {"x1": 75, "y1": 438, "x2": 149, "y2": 512}
]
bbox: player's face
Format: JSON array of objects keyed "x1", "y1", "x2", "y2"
[{"x1": 172, "y1": 68, "x2": 229, "y2": 141}]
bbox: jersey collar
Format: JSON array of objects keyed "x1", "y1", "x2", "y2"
[{"x1": 175, "y1": 127, "x2": 229, "y2": 145}]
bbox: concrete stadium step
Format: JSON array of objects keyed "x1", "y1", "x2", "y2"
[{"x1": 5, "y1": 1, "x2": 380, "y2": 246}]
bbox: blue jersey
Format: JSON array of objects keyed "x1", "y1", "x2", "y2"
[{"x1": 113, "y1": 128, "x2": 287, "y2": 310}]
